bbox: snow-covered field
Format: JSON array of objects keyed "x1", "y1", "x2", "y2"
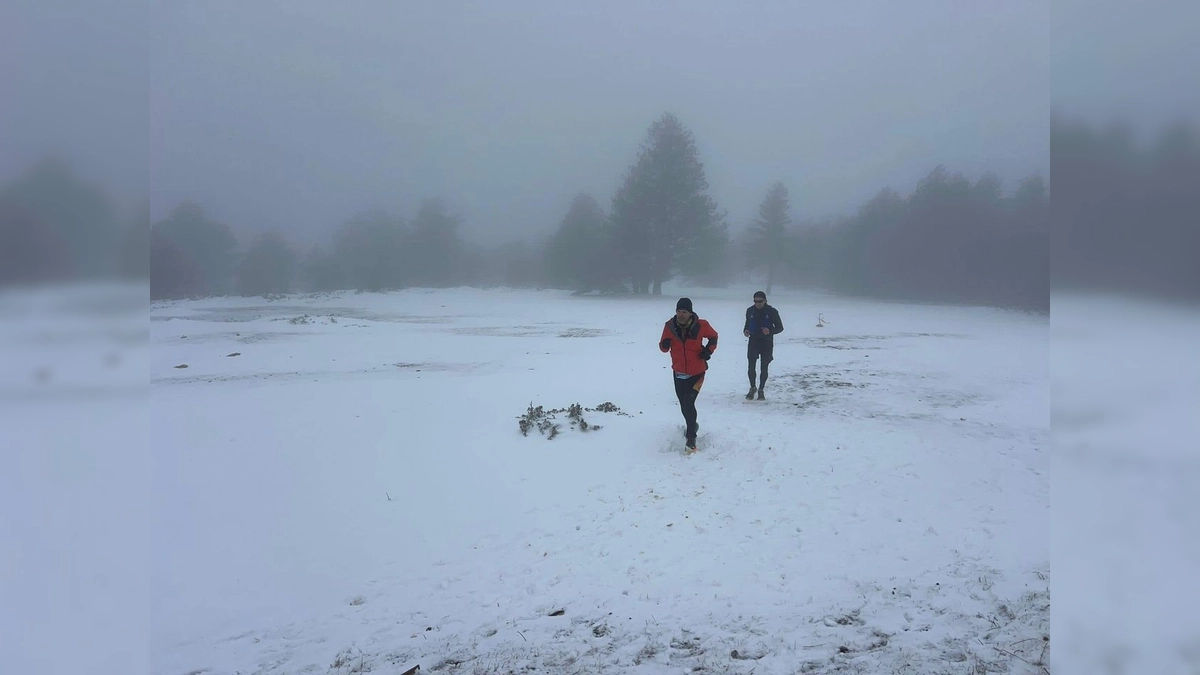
[
  {"x1": 136, "y1": 285, "x2": 1050, "y2": 674},
  {"x1": 9, "y1": 284, "x2": 1200, "y2": 674},
  {"x1": 1050, "y1": 293, "x2": 1200, "y2": 675},
  {"x1": 6, "y1": 283, "x2": 1061, "y2": 674}
]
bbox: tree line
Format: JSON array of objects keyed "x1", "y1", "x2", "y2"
[
  {"x1": 1051, "y1": 113, "x2": 1199, "y2": 303},
  {"x1": 542, "y1": 112, "x2": 1050, "y2": 310},
  {"x1": 0, "y1": 158, "x2": 145, "y2": 287},
  {"x1": 8, "y1": 112, "x2": 1189, "y2": 310},
  {"x1": 149, "y1": 196, "x2": 475, "y2": 300}
]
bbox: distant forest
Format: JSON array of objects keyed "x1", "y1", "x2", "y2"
[{"x1": 2, "y1": 113, "x2": 1192, "y2": 311}]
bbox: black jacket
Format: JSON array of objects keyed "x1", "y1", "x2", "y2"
[{"x1": 744, "y1": 303, "x2": 784, "y2": 338}]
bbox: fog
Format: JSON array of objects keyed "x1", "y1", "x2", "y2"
[
  {"x1": 1052, "y1": 0, "x2": 1200, "y2": 130},
  {"x1": 5, "y1": 3, "x2": 1200, "y2": 674},
  {"x1": 3, "y1": 1, "x2": 1049, "y2": 248}
]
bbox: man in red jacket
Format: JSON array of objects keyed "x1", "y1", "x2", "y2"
[{"x1": 659, "y1": 297, "x2": 719, "y2": 453}]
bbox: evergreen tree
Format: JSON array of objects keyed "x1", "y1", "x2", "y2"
[
  {"x1": 610, "y1": 113, "x2": 722, "y2": 294},
  {"x1": 544, "y1": 193, "x2": 608, "y2": 292},
  {"x1": 150, "y1": 201, "x2": 238, "y2": 299},
  {"x1": 301, "y1": 245, "x2": 345, "y2": 292},
  {"x1": 235, "y1": 231, "x2": 297, "y2": 296},
  {"x1": 677, "y1": 219, "x2": 732, "y2": 288},
  {"x1": 407, "y1": 197, "x2": 462, "y2": 287},
  {"x1": 0, "y1": 157, "x2": 120, "y2": 284},
  {"x1": 333, "y1": 209, "x2": 406, "y2": 292},
  {"x1": 746, "y1": 181, "x2": 791, "y2": 293}
]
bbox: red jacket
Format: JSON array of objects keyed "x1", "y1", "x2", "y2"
[{"x1": 660, "y1": 315, "x2": 718, "y2": 376}]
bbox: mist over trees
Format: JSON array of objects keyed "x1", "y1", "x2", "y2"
[
  {"x1": 235, "y1": 231, "x2": 297, "y2": 297},
  {"x1": 547, "y1": 113, "x2": 1049, "y2": 309},
  {"x1": 542, "y1": 193, "x2": 614, "y2": 293},
  {"x1": 0, "y1": 158, "x2": 123, "y2": 286},
  {"x1": 8, "y1": 112, "x2": 1194, "y2": 311},
  {"x1": 780, "y1": 167, "x2": 1051, "y2": 310},
  {"x1": 608, "y1": 113, "x2": 728, "y2": 295},
  {"x1": 407, "y1": 197, "x2": 464, "y2": 287},
  {"x1": 1052, "y1": 114, "x2": 1200, "y2": 302},
  {"x1": 745, "y1": 182, "x2": 792, "y2": 295},
  {"x1": 150, "y1": 202, "x2": 238, "y2": 299},
  {"x1": 330, "y1": 209, "x2": 407, "y2": 293}
]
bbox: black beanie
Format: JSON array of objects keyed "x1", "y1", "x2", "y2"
[
  {"x1": 676, "y1": 297, "x2": 693, "y2": 312},
  {"x1": 754, "y1": 290, "x2": 766, "y2": 300}
]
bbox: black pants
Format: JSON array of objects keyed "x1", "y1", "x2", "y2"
[
  {"x1": 747, "y1": 337, "x2": 774, "y2": 388},
  {"x1": 673, "y1": 373, "x2": 704, "y2": 439}
]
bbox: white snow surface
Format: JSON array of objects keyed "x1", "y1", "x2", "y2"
[
  {"x1": 1050, "y1": 293, "x2": 1200, "y2": 675},
  {"x1": 10, "y1": 284, "x2": 1054, "y2": 674}
]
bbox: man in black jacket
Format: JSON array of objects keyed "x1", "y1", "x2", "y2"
[{"x1": 743, "y1": 290, "x2": 783, "y2": 400}]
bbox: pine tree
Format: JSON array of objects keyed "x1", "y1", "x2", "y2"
[
  {"x1": 301, "y1": 245, "x2": 345, "y2": 292},
  {"x1": 0, "y1": 158, "x2": 120, "y2": 283},
  {"x1": 544, "y1": 193, "x2": 609, "y2": 292},
  {"x1": 610, "y1": 113, "x2": 722, "y2": 294},
  {"x1": 747, "y1": 181, "x2": 791, "y2": 294},
  {"x1": 407, "y1": 197, "x2": 462, "y2": 287},
  {"x1": 677, "y1": 219, "x2": 732, "y2": 287},
  {"x1": 333, "y1": 209, "x2": 406, "y2": 292},
  {"x1": 235, "y1": 231, "x2": 297, "y2": 296},
  {"x1": 150, "y1": 201, "x2": 238, "y2": 299}
]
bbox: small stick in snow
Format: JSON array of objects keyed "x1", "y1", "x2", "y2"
[
  {"x1": 1008, "y1": 637, "x2": 1040, "y2": 648},
  {"x1": 517, "y1": 630, "x2": 527, "y2": 641},
  {"x1": 991, "y1": 644, "x2": 1049, "y2": 674}
]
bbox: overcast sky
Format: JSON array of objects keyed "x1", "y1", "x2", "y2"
[{"x1": 5, "y1": 0, "x2": 1148, "y2": 249}]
